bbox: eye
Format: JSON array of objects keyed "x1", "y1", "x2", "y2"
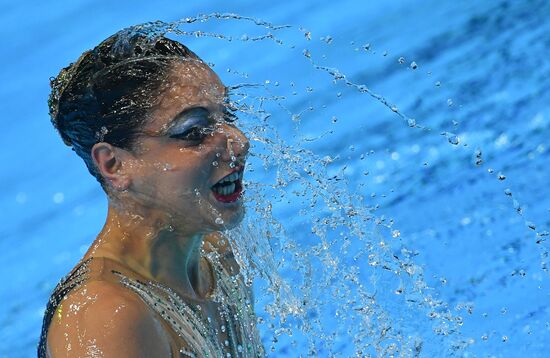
[
  {"x1": 170, "y1": 125, "x2": 214, "y2": 141},
  {"x1": 167, "y1": 110, "x2": 214, "y2": 143}
]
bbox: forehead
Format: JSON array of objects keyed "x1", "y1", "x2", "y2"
[{"x1": 145, "y1": 60, "x2": 226, "y2": 133}]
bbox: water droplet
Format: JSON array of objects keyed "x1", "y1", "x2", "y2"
[
  {"x1": 447, "y1": 134, "x2": 460, "y2": 145},
  {"x1": 497, "y1": 172, "x2": 506, "y2": 180},
  {"x1": 474, "y1": 148, "x2": 483, "y2": 165},
  {"x1": 215, "y1": 217, "x2": 224, "y2": 225},
  {"x1": 398, "y1": 56, "x2": 405, "y2": 64},
  {"x1": 331, "y1": 116, "x2": 338, "y2": 123},
  {"x1": 240, "y1": 34, "x2": 249, "y2": 41},
  {"x1": 212, "y1": 161, "x2": 219, "y2": 167},
  {"x1": 391, "y1": 230, "x2": 400, "y2": 238},
  {"x1": 513, "y1": 199, "x2": 522, "y2": 214},
  {"x1": 303, "y1": 49, "x2": 311, "y2": 58},
  {"x1": 447, "y1": 98, "x2": 454, "y2": 106},
  {"x1": 363, "y1": 43, "x2": 371, "y2": 51},
  {"x1": 322, "y1": 35, "x2": 333, "y2": 44},
  {"x1": 435, "y1": 81, "x2": 441, "y2": 87},
  {"x1": 481, "y1": 334, "x2": 488, "y2": 341},
  {"x1": 95, "y1": 126, "x2": 109, "y2": 141},
  {"x1": 407, "y1": 118, "x2": 416, "y2": 127},
  {"x1": 410, "y1": 61, "x2": 418, "y2": 69}
]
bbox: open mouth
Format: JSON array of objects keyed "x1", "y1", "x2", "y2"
[{"x1": 211, "y1": 168, "x2": 244, "y2": 203}]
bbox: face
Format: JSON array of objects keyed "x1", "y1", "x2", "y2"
[{"x1": 120, "y1": 59, "x2": 250, "y2": 234}]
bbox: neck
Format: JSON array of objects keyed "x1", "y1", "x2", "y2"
[{"x1": 85, "y1": 200, "x2": 210, "y2": 300}]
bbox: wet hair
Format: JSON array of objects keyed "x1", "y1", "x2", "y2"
[{"x1": 48, "y1": 26, "x2": 201, "y2": 190}]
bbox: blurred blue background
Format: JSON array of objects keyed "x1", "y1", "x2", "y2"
[{"x1": 1, "y1": 0, "x2": 549, "y2": 356}]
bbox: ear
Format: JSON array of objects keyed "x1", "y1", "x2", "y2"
[{"x1": 91, "y1": 142, "x2": 131, "y2": 191}]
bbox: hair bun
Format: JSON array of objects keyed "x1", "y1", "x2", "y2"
[{"x1": 48, "y1": 66, "x2": 76, "y2": 146}]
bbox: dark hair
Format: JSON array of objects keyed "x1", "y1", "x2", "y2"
[{"x1": 48, "y1": 26, "x2": 201, "y2": 190}]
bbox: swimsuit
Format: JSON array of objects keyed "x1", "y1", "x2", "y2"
[{"x1": 37, "y1": 255, "x2": 265, "y2": 357}]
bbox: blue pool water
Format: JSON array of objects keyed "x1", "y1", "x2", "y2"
[{"x1": 1, "y1": 0, "x2": 549, "y2": 356}]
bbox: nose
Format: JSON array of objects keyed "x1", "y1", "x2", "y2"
[{"x1": 219, "y1": 124, "x2": 250, "y2": 165}]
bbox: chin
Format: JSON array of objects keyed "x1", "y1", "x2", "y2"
[{"x1": 215, "y1": 205, "x2": 245, "y2": 230}]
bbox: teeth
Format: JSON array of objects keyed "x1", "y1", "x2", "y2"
[
  {"x1": 218, "y1": 171, "x2": 241, "y2": 184},
  {"x1": 213, "y1": 170, "x2": 244, "y2": 197},
  {"x1": 226, "y1": 182, "x2": 236, "y2": 194},
  {"x1": 215, "y1": 182, "x2": 236, "y2": 196}
]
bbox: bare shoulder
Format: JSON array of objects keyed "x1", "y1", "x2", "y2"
[{"x1": 46, "y1": 279, "x2": 171, "y2": 358}]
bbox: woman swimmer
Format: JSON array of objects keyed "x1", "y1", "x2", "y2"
[{"x1": 39, "y1": 26, "x2": 265, "y2": 357}]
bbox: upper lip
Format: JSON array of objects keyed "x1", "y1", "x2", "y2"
[{"x1": 212, "y1": 166, "x2": 244, "y2": 187}]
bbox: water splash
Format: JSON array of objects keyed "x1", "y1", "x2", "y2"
[
  {"x1": 100, "y1": 8, "x2": 549, "y2": 356},
  {"x1": 126, "y1": 14, "x2": 472, "y2": 355}
]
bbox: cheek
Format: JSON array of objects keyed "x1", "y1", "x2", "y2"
[{"x1": 160, "y1": 150, "x2": 214, "y2": 191}]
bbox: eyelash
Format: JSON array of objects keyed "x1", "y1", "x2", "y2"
[
  {"x1": 223, "y1": 111, "x2": 238, "y2": 123},
  {"x1": 170, "y1": 126, "x2": 214, "y2": 141}
]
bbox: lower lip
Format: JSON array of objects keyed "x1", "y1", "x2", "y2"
[{"x1": 212, "y1": 181, "x2": 243, "y2": 203}]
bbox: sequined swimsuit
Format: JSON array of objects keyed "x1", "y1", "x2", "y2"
[{"x1": 37, "y1": 256, "x2": 265, "y2": 357}]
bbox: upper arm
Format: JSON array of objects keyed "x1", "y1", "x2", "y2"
[{"x1": 46, "y1": 281, "x2": 171, "y2": 358}]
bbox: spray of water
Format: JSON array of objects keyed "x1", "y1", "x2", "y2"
[{"x1": 98, "y1": 11, "x2": 548, "y2": 356}]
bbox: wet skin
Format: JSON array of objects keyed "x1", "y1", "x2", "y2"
[{"x1": 46, "y1": 60, "x2": 250, "y2": 357}]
